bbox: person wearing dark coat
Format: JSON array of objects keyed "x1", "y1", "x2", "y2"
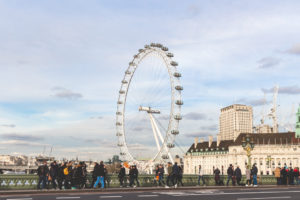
[
  {"x1": 288, "y1": 167, "x2": 294, "y2": 185},
  {"x1": 172, "y1": 162, "x2": 179, "y2": 187},
  {"x1": 214, "y1": 167, "x2": 221, "y2": 186},
  {"x1": 281, "y1": 167, "x2": 287, "y2": 185},
  {"x1": 93, "y1": 161, "x2": 105, "y2": 189},
  {"x1": 234, "y1": 166, "x2": 242, "y2": 186},
  {"x1": 64, "y1": 161, "x2": 73, "y2": 189},
  {"x1": 37, "y1": 161, "x2": 49, "y2": 189},
  {"x1": 118, "y1": 165, "x2": 126, "y2": 187},
  {"x1": 49, "y1": 161, "x2": 58, "y2": 189},
  {"x1": 177, "y1": 166, "x2": 184, "y2": 186},
  {"x1": 91, "y1": 162, "x2": 99, "y2": 188},
  {"x1": 251, "y1": 164, "x2": 258, "y2": 186},
  {"x1": 226, "y1": 164, "x2": 234, "y2": 186},
  {"x1": 57, "y1": 163, "x2": 65, "y2": 190},
  {"x1": 129, "y1": 165, "x2": 139, "y2": 187}
]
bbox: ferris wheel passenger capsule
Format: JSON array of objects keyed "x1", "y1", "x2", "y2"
[
  {"x1": 125, "y1": 70, "x2": 131, "y2": 75},
  {"x1": 167, "y1": 143, "x2": 175, "y2": 148},
  {"x1": 173, "y1": 72, "x2": 181, "y2": 77},
  {"x1": 170, "y1": 61, "x2": 178, "y2": 66},
  {"x1": 116, "y1": 122, "x2": 122, "y2": 126},
  {"x1": 150, "y1": 43, "x2": 156, "y2": 47},
  {"x1": 116, "y1": 112, "x2": 122, "y2": 115},
  {"x1": 174, "y1": 115, "x2": 182, "y2": 120},
  {"x1": 119, "y1": 90, "x2": 125, "y2": 94},
  {"x1": 167, "y1": 53, "x2": 174, "y2": 57},
  {"x1": 138, "y1": 49, "x2": 145, "y2": 53},
  {"x1": 171, "y1": 130, "x2": 179, "y2": 135},
  {"x1": 175, "y1": 86, "x2": 183, "y2": 90},
  {"x1": 116, "y1": 132, "x2": 123, "y2": 136},
  {"x1": 120, "y1": 152, "x2": 126, "y2": 155},
  {"x1": 144, "y1": 45, "x2": 150, "y2": 49},
  {"x1": 117, "y1": 143, "x2": 124, "y2": 147},
  {"x1": 161, "y1": 46, "x2": 168, "y2": 51},
  {"x1": 122, "y1": 80, "x2": 128, "y2": 84},
  {"x1": 133, "y1": 54, "x2": 139, "y2": 59},
  {"x1": 156, "y1": 43, "x2": 162, "y2": 48},
  {"x1": 176, "y1": 100, "x2": 183, "y2": 105},
  {"x1": 162, "y1": 155, "x2": 169, "y2": 159},
  {"x1": 117, "y1": 101, "x2": 123, "y2": 104}
]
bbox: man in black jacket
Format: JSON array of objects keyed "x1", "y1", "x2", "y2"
[
  {"x1": 172, "y1": 162, "x2": 179, "y2": 188},
  {"x1": 93, "y1": 161, "x2": 105, "y2": 189},
  {"x1": 118, "y1": 164, "x2": 126, "y2": 187},
  {"x1": 49, "y1": 161, "x2": 58, "y2": 189},
  {"x1": 37, "y1": 161, "x2": 49, "y2": 189},
  {"x1": 226, "y1": 164, "x2": 234, "y2": 186},
  {"x1": 235, "y1": 166, "x2": 242, "y2": 186}
]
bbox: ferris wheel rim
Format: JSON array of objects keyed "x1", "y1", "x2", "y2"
[{"x1": 116, "y1": 43, "x2": 183, "y2": 165}]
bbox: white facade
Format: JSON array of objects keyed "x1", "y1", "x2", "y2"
[
  {"x1": 184, "y1": 143, "x2": 300, "y2": 175},
  {"x1": 218, "y1": 104, "x2": 253, "y2": 141}
]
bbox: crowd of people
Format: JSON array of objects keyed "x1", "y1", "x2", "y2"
[
  {"x1": 37, "y1": 161, "x2": 88, "y2": 190},
  {"x1": 274, "y1": 166, "x2": 300, "y2": 185},
  {"x1": 36, "y1": 161, "x2": 300, "y2": 190},
  {"x1": 118, "y1": 162, "x2": 183, "y2": 188}
]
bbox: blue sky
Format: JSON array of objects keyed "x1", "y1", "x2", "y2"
[{"x1": 0, "y1": 0, "x2": 300, "y2": 160}]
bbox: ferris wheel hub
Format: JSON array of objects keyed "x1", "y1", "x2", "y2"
[{"x1": 139, "y1": 106, "x2": 161, "y2": 114}]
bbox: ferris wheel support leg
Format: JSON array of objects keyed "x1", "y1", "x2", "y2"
[
  {"x1": 149, "y1": 114, "x2": 162, "y2": 152},
  {"x1": 149, "y1": 114, "x2": 174, "y2": 164}
]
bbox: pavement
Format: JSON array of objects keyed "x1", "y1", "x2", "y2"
[{"x1": 1, "y1": 186, "x2": 300, "y2": 200}]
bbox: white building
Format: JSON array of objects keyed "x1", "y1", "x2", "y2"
[
  {"x1": 184, "y1": 104, "x2": 300, "y2": 175},
  {"x1": 184, "y1": 132, "x2": 300, "y2": 175},
  {"x1": 218, "y1": 104, "x2": 253, "y2": 141}
]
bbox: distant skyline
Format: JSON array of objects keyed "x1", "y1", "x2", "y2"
[{"x1": 0, "y1": 0, "x2": 300, "y2": 160}]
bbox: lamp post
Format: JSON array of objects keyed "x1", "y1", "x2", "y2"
[{"x1": 242, "y1": 134, "x2": 255, "y2": 169}]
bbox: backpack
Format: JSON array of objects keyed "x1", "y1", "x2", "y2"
[{"x1": 64, "y1": 167, "x2": 69, "y2": 175}]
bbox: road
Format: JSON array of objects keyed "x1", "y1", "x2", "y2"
[{"x1": 1, "y1": 187, "x2": 300, "y2": 200}]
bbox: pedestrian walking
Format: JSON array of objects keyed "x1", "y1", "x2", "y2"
[
  {"x1": 234, "y1": 166, "x2": 242, "y2": 186},
  {"x1": 294, "y1": 167, "x2": 299, "y2": 185},
  {"x1": 214, "y1": 167, "x2": 221, "y2": 186},
  {"x1": 93, "y1": 161, "x2": 105, "y2": 189},
  {"x1": 57, "y1": 163, "x2": 65, "y2": 190},
  {"x1": 37, "y1": 161, "x2": 49, "y2": 190},
  {"x1": 245, "y1": 167, "x2": 251, "y2": 186},
  {"x1": 197, "y1": 165, "x2": 205, "y2": 186},
  {"x1": 158, "y1": 165, "x2": 166, "y2": 186},
  {"x1": 49, "y1": 161, "x2": 58, "y2": 189},
  {"x1": 118, "y1": 164, "x2": 126, "y2": 187},
  {"x1": 177, "y1": 165, "x2": 184, "y2": 187},
  {"x1": 274, "y1": 167, "x2": 281, "y2": 185},
  {"x1": 251, "y1": 164, "x2": 258, "y2": 187},
  {"x1": 166, "y1": 162, "x2": 172, "y2": 188},
  {"x1": 172, "y1": 162, "x2": 179, "y2": 188},
  {"x1": 226, "y1": 164, "x2": 234, "y2": 186}
]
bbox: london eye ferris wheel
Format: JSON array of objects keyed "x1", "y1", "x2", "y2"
[{"x1": 116, "y1": 43, "x2": 183, "y2": 171}]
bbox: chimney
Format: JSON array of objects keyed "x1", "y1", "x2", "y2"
[
  {"x1": 200, "y1": 138, "x2": 204, "y2": 143},
  {"x1": 209, "y1": 136, "x2": 213, "y2": 147},
  {"x1": 194, "y1": 137, "x2": 198, "y2": 149},
  {"x1": 217, "y1": 135, "x2": 221, "y2": 146}
]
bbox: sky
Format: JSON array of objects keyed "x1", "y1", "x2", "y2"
[{"x1": 0, "y1": 0, "x2": 300, "y2": 161}]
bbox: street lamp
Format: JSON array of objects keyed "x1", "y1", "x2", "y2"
[{"x1": 242, "y1": 134, "x2": 255, "y2": 169}]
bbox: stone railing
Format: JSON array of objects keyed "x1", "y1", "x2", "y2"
[{"x1": 0, "y1": 174, "x2": 277, "y2": 190}]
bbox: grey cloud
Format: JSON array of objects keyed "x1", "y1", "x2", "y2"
[
  {"x1": 1, "y1": 133, "x2": 44, "y2": 141},
  {"x1": 1, "y1": 124, "x2": 16, "y2": 128},
  {"x1": 262, "y1": 85, "x2": 300, "y2": 95},
  {"x1": 131, "y1": 126, "x2": 152, "y2": 132},
  {"x1": 184, "y1": 132, "x2": 212, "y2": 138},
  {"x1": 238, "y1": 98, "x2": 270, "y2": 107},
  {"x1": 184, "y1": 112, "x2": 207, "y2": 120},
  {"x1": 286, "y1": 43, "x2": 300, "y2": 55},
  {"x1": 257, "y1": 57, "x2": 280, "y2": 69},
  {"x1": 90, "y1": 116, "x2": 103, "y2": 120},
  {"x1": 52, "y1": 87, "x2": 83, "y2": 100},
  {"x1": 200, "y1": 124, "x2": 218, "y2": 131}
]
